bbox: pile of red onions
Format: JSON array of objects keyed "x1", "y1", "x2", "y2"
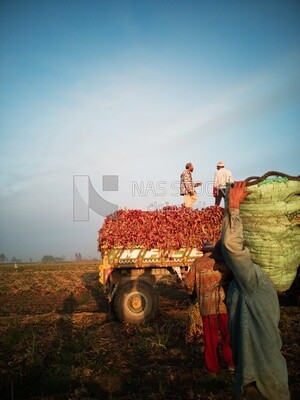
[{"x1": 98, "y1": 205, "x2": 224, "y2": 252}]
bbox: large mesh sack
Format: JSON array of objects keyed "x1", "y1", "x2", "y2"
[{"x1": 239, "y1": 171, "x2": 300, "y2": 292}]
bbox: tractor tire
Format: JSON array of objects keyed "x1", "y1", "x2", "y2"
[{"x1": 113, "y1": 280, "x2": 157, "y2": 324}]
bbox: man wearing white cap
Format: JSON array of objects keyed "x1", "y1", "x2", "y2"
[{"x1": 213, "y1": 161, "x2": 233, "y2": 206}]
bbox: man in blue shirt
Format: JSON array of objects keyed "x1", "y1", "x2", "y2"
[{"x1": 212, "y1": 181, "x2": 290, "y2": 400}]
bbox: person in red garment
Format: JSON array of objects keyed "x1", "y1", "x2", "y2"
[{"x1": 185, "y1": 242, "x2": 234, "y2": 376}]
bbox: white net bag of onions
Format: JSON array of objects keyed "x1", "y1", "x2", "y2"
[{"x1": 239, "y1": 171, "x2": 300, "y2": 292}]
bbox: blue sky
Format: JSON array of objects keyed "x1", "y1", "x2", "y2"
[{"x1": 0, "y1": 0, "x2": 299, "y2": 261}]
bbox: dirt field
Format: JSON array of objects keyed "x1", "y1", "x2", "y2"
[{"x1": 0, "y1": 261, "x2": 299, "y2": 400}]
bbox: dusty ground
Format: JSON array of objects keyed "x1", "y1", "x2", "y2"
[{"x1": 0, "y1": 261, "x2": 299, "y2": 400}]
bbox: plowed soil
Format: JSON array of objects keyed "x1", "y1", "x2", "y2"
[{"x1": 0, "y1": 262, "x2": 299, "y2": 400}]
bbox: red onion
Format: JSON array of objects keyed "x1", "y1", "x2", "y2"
[{"x1": 98, "y1": 206, "x2": 224, "y2": 252}]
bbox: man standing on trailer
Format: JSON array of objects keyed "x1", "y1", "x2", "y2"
[
  {"x1": 213, "y1": 161, "x2": 233, "y2": 206},
  {"x1": 180, "y1": 162, "x2": 201, "y2": 208}
]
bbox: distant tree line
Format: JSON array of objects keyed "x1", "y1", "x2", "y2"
[
  {"x1": 0, "y1": 252, "x2": 97, "y2": 263},
  {"x1": 41, "y1": 255, "x2": 65, "y2": 262},
  {"x1": 0, "y1": 254, "x2": 23, "y2": 263},
  {"x1": 0, "y1": 253, "x2": 65, "y2": 263}
]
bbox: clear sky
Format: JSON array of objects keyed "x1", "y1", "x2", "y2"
[{"x1": 0, "y1": 0, "x2": 299, "y2": 261}]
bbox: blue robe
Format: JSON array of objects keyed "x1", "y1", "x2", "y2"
[{"x1": 222, "y1": 208, "x2": 290, "y2": 399}]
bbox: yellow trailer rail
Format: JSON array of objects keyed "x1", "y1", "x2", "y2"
[{"x1": 99, "y1": 247, "x2": 203, "y2": 285}]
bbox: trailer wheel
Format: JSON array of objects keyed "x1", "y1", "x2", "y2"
[{"x1": 113, "y1": 280, "x2": 157, "y2": 324}]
